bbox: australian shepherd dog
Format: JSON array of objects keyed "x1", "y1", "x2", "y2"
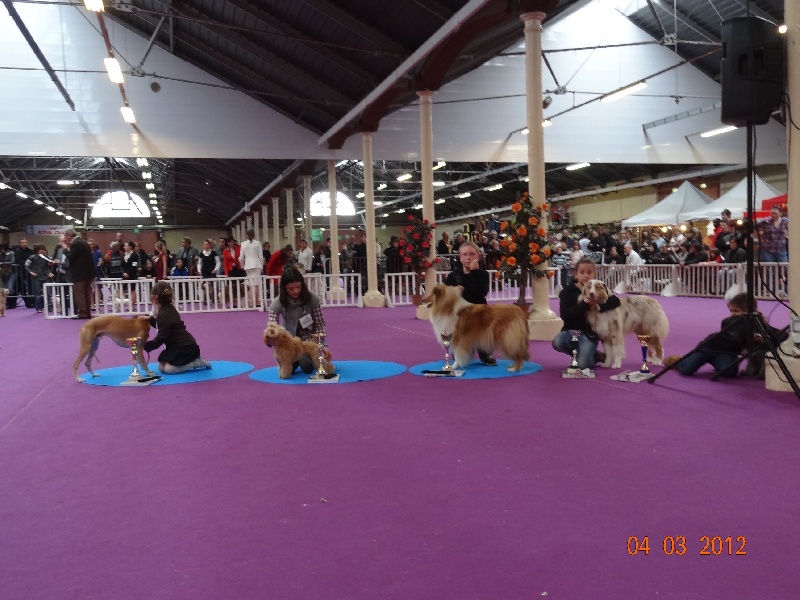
[
  {"x1": 580, "y1": 279, "x2": 669, "y2": 369},
  {"x1": 421, "y1": 284, "x2": 530, "y2": 371}
]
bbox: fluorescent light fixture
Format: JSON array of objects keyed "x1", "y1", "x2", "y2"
[
  {"x1": 397, "y1": 173, "x2": 412, "y2": 182},
  {"x1": 149, "y1": 193, "x2": 157, "y2": 198},
  {"x1": 566, "y1": 162, "x2": 590, "y2": 171},
  {"x1": 435, "y1": 199, "x2": 445, "y2": 204},
  {"x1": 433, "y1": 181, "x2": 445, "y2": 187},
  {"x1": 601, "y1": 81, "x2": 648, "y2": 103},
  {"x1": 432, "y1": 161, "x2": 446, "y2": 170},
  {"x1": 46, "y1": 205, "x2": 56, "y2": 212},
  {"x1": 33, "y1": 199, "x2": 43, "y2": 205},
  {"x1": 146, "y1": 183, "x2": 155, "y2": 190},
  {"x1": 136, "y1": 157, "x2": 149, "y2": 167},
  {"x1": 74, "y1": 220, "x2": 82, "y2": 225},
  {"x1": 57, "y1": 180, "x2": 77, "y2": 186},
  {"x1": 16, "y1": 192, "x2": 28, "y2": 198},
  {"x1": 84, "y1": 0, "x2": 104, "y2": 11},
  {"x1": 485, "y1": 184, "x2": 503, "y2": 192},
  {"x1": 373, "y1": 201, "x2": 383, "y2": 206},
  {"x1": 104, "y1": 58, "x2": 124, "y2": 84},
  {"x1": 55, "y1": 211, "x2": 64, "y2": 216},
  {"x1": 519, "y1": 176, "x2": 530, "y2": 183},
  {"x1": 335, "y1": 160, "x2": 349, "y2": 168},
  {"x1": 65, "y1": 215, "x2": 74, "y2": 220},
  {"x1": 0, "y1": 182, "x2": 8, "y2": 189},
  {"x1": 377, "y1": 183, "x2": 387, "y2": 191},
  {"x1": 412, "y1": 204, "x2": 423, "y2": 209},
  {"x1": 381, "y1": 213, "x2": 390, "y2": 217},
  {"x1": 700, "y1": 125, "x2": 737, "y2": 138},
  {"x1": 141, "y1": 172, "x2": 152, "y2": 180},
  {"x1": 521, "y1": 128, "x2": 529, "y2": 135},
  {"x1": 455, "y1": 192, "x2": 471, "y2": 198},
  {"x1": 120, "y1": 106, "x2": 136, "y2": 124},
  {"x1": 395, "y1": 208, "x2": 405, "y2": 214},
  {"x1": 98, "y1": 224, "x2": 104, "y2": 228},
  {"x1": 542, "y1": 120, "x2": 553, "y2": 128},
  {"x1": 356, "y1": 192, "x2": 365, "y2": 198}
]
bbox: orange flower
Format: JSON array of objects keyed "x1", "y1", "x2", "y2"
[
  {"x1": 516, "y1": 226, "x2": 528, "y2": 237},
  {"x1": 538, "y1": 228, "x2": 547, "y2": 237},
  {"x1": 540, "y1": 203, "x2": 548, "y2": 211},
  {"x1": 511, "y1": 203, "x2": 522, "y2": 213},
  {"x1": 500, "y1": 221, "x2": 509, "y2": 231},
  {"x1": 507, "y1": 256, "x2": 517, "y2": 266},
  {"x1": 543, "y1": 248, "x2": 552, "y2": 257},
  {"x1": 528, "y1": 216, "x2": 539, "y2": 226},
  {"x1": 529, "y1": 243, "x2": 539, "y2": 253},
  {"x1": 508, "y1": 242, "x2": 517, "y2": 253},
  {"x1": 546, "y1": 270, "x2": 555, "y2": 278},
  {"x1": 531, "y1": 255, "x2": 542, "y2": 264},
  {"x1": 500, "y1": 238, "x2": 509, "y2": 247}
]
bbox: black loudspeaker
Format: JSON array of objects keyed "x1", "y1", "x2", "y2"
[{"x1": 720, "y1": 16, "x2": 784, "y2": 126}]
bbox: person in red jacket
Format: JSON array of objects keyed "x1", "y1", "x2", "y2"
[
  {"x1": 266, "y1": 245, "x2": 294, "y2": 276},
  {"x1": 222, "y1": 237, "x2": 243, "y2": 277}
]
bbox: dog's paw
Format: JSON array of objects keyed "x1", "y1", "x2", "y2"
[{"x1": 610, "y1": 360, "x2": 623, "y2": 369}]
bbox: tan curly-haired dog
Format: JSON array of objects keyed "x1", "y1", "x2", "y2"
[{"x1": 263, "y1": 322, "x2": 335, "y2": 379}]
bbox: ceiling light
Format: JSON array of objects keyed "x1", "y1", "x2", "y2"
[
  {"x1": 83, "y1": 0, "x2": 104, "y2": 11},
  {"x1": 46, "y1": 205, "x2": 56, "y2": 212},
  {"x1": 141, "y1": 172, "x2": 152, "y2": 179},
  {"x1": 455, "y1": 192, "x2": 471, "y2": 199},
  {"x1": 149, "y1": 193, "x2": 157, "y2": 198},
  {"x1": 65, "y1": 215, "x2": 74, "y2": 220},
  {"x1": 377, "y1": 183, "x2": 387, "y2": 190},
  {"x1": 700, "y1": 182, "x2": 707, "y2": 189},
  {"x1": 120, "y1": 106, "x2": 136, "y2": 124},
  {"x1": 542, "y1": 120, "x2": 553, "y2": 128},
  {"x1": 55, "y1": 211, "x2": 64, "y2": 216},
  {"x1": 146, "y1": 183, "x2": 155, "y2": 190},
  {"x1": 435, "y1": 199, "x2": 445, "y2": 204},
  {"x1": 519, "y1": 176, "x2": 530, "y2": 182},
  {"x1": 374, "y1": 201, "x2": 384, "y2": 206},
  {"x1": 74, "y1": 220, "x2": 83, "y2": 225},
  {"x1": 335, "y1": 160, "x2": 349, "y2": 168},
  {"x1": 601, "y1": 81, "x2": 647, "y2": 103},
  {"x1": 136, "y1": 157, "x2": 149, "y2": 167},
  {"x1": 566, "y1": 162, "x2": 590, "y2": 171},
  {"x1": 98, "y1": 224, "x2": 104, "y2": 228},
  {"x1": 700, "y1": 125, "x2": 737, "y2": 138},
  {"x1": 0, "y1": 182, "x2": 8, "y2": 189},
  {"x1": 485, "y1": 184, "x2": 503, "y2": 192},
  {"x1": 432, "y1": 161, "x2": 446, "y2": 171},
  {"x1": 779, "y1": 24, "x2": 787, "y2": 34},
  {"x1": 397, "y1": 173, "x2": 412, "y2": 182},
  {"x1": 394, "y1": 208, "x2": 405, "y2": 214},
  {"x1": 433, "y1": 181, "x2": 445, "y2": 187},
  {"x1": 149, "y1": 200, "x2": 157, "y2": 205},
  {"x1": 521, "y1": 128, "x2": 529, "y2": 135},
  {"x1": 356, "y1": 192, "x2": 365, "y2": 198},
  {"x1": 33, "y1": 199, "x2": 44, "y2": 205},
  {"x1": 57, "y1": 180, "x2": 78, "y2": 186},
  {"x1": 542, "y1": 94, "x2": 553, "y2": 109},
  {"x1": 412, "y1": 204, "x2": 423, "y2": 209},
  {"x1": 104, "y1": 58, "x2": 124, "y2": 84},
  {"x1": 16, "y1": 192, "x2": 28, "y2": 198}
]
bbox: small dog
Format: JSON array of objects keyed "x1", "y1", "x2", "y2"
[
  {"x1": 581, "y1": 279, "x2": 669, "y2": 369},
  {"x1": 0, "y1": 288, "x2": 8, "y2": 317},
  {"x1": 73, "y1": 315, "x2": 154, "y2": 382},
  {"x1": 263, "y1": 322, "x2": 335, "y2": 379},
  {"x1": 422, "y1": 284, "x2": 530, "y2": 371}
]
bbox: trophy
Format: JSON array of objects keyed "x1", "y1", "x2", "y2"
[
  {"x1": 308, "y1": 332, "x2": 338, "y2": 382},
  {"x1": 120, "y1": 337, "x2": 160, "y2": 386},
  {"x1": 562, "y1": 330, "x2": 584, "y2": 378},
  {"x1": 441, "y1": 332, "x2": 454, "y2": 371},
  {"x1": 637, "y1": 334, "x2": 651, "y2": 374}
]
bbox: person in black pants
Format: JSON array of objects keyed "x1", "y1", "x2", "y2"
[{"x1": 443, "y1": 240, "x2": 496, "y2": 366}]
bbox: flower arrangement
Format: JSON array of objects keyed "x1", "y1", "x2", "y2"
[
  {"x1": 398, "y1": 214, "x2": 439, "y2": 296},
  {"x1": 497, "y1": 190, "x2": 554, "y2": 305}
]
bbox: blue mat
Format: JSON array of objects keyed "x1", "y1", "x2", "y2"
[
  {"x1": 249, "y1": 360, "x2": 406, "y2": 384},
  {"x1": 79, "y1": 361, "x2": 253, "y2": 386},
  {"x1": 409, "y1": 359, "x2": 543, "y2": 379}
]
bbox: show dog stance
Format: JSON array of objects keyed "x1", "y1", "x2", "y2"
[
  {"x1": 581, "y1": 279, "x2": 669, "y2": 369},
  {"x1": 263, "y1": 322, "x2": 335, "y2": 379},
  {"x1": 73, "y1": 315, "x2": 155, "y2": 382},
  {"x1": 422, "y1": 284, "x2": 530, "y2": 371}
]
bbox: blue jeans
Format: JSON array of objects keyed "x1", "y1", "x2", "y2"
[
  {"x1": 31, "y1": 276, "x2": 44, "y2": 310},
  {"x1": 677, "y1": 349, "x2": 739, "y2": 378},
  {"x1": 552, "y1": 330, "x2": 600, "y2": 369}
]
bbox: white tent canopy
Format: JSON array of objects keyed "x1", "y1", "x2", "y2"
[
  {"x1": 678, "y1": 176, "x2": 781, "y2": 222},
  {"x1": 621, "y1": 181, "x2": 713, "y2": 228}
]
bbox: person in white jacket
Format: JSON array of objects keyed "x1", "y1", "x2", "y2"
[
  {"x1": 240, "y1": 229, "x2": 264, "y2": 307},
  {"x1": 624, "y1": 242, "x2": 644, "y2": 265},
  {"x1": 295, "y1": 239, "x2": 314, "y2": 273}
]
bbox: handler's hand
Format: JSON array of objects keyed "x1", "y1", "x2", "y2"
[{"x1": 323, "y1": 347, "x2": 332, "y2": 361}]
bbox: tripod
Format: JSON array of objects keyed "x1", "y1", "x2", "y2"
[{"x1": 649, "y1": 123, "x2": 800, "y2": 399}]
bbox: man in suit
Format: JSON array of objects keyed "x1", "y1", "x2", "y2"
[{"x1": 64, "y1": 228, "x2": 94, "y2": 319}]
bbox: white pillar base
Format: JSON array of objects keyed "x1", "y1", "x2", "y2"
[
  {"x1": 362, "y1": 290, "x2": 387, "y2": 307},
  {"x1": 326, "y1": 287, "x2": 347, "y2": 302},
  {"x1": 528, "y1": 312, "x2": 563, "y2": 341}
]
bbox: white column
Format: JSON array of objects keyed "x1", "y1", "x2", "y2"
[
  {"x1": 327, "y1": 160, "x2": 345, "y2": 299},
  {"x1": 303, "y1": 175, "x2": 312, "y2": 242},
  {"x1": 362, "y1": 132, "x2": 385, "y2": 307},
  {"x1": 271, "y1": 197, "x2": 280, "y2": 251},
  {"x1": 417, "y1": 90, "x2": 435, "y2": 319},
  {"x1": 252, "y1": 211, "x2": 260, "y2": 242},
  {"x1": 522, "y1": 11, "x2": 562, "y2": 340},
  {"x1": 261, "y1": 205, "x2": 269, "y2": 247},
  {"x1": 285, "y1": 188, "x2": 294, "y2": 248}
]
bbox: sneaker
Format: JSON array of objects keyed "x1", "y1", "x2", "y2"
[
  {"x1": 481, "y1": 356, "x2": 498, "y2": 366},
  {"x1": 36, "y1": 309, "x2": 43, "y2": 313},
  {"x1": 192, "y1": 357, "x2": 212, "y2": 369}
]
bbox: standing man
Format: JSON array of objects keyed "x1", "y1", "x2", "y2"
[
  {"x1": 295, "y1": 239, "x2": 313, "y2": 273},
  {"x1": 177, "y1": 237, "x2": 200, "y2": 276},
  {"x1": 64, "y1": 228, "x2": 94, "y2": 319},
  {"x1": 240, "y1": 229, "x2": 263, "y2": 307}
]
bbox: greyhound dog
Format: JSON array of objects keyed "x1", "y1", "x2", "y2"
[{"x1": 73, "y1": 315, "x2": 155, "y2": 382}]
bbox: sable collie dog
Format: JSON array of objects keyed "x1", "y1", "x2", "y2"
[
  {"x1": 73, "y1": 315, "x2": 154, "y2": 382},
  {"x1": 580, "y1": 279, "x2": 669, "y2": 369},
  {"x1": 422, "y1": 284, "x2": 530, "y2": 371}
]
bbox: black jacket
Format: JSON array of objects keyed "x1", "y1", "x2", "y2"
[
  {"x1": 444, "y1": 268, "x2": 490, "y2": 305},
  {"x1": 558, "y1": 282, "x2": 621, "y2": 341}
]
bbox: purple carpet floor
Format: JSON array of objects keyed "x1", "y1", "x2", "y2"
[{"x1": 1, "y1": 296, "x2": 799, "y2": 600}]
